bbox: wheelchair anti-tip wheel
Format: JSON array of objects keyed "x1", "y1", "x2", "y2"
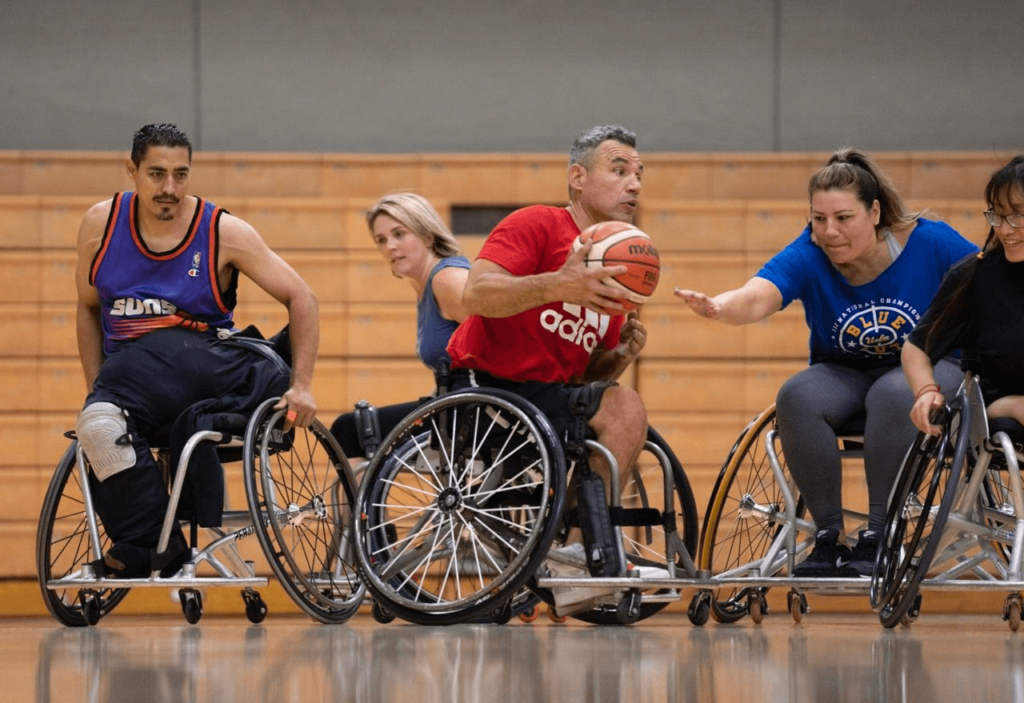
[
  {"x1": 354, "y1": 389, "x2": 566, "y2": 626},
  {"x1": 244, "y1": 397, "x2": 365, "y2": 625},
  {"x1": 37, "y1": 441, "x2": 131, "y2": 627},
  {"x1": 871, "y1": 396, "x2": 970, "y2": 628}
]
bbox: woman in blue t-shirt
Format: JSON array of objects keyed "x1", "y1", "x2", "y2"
[
  {"x1": 674, "y1": 149, "x2": 978, "y2": 577},
  {"x1": 330, "y1": 193, "x2": 470, "y2": 464}
]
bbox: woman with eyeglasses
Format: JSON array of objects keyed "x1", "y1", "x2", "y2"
[
  {"x1": 674, "y1": 148, "x2": 978, "y2": 577},
  {"x1": 904, "y1": 155, "x2": 1024, "y2": 435}
]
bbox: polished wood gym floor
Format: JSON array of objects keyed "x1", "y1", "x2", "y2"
[{"x1": 6, "y1": 604, "x2": 1023, "y2": 703}]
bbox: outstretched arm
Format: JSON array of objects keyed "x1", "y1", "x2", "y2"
[
  {"x1": 673, "y1": 277, "x2": 783, "y2": 326},
  {"x1": 220, "y1": 214, "x2": 319, "y2": 428}
]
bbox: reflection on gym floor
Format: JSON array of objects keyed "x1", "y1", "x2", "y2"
[{"x1": 8, "y1": 613, "x2": 1024, "y2": 703}]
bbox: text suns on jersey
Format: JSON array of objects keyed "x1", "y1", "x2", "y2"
[
  {"x1": 109, "y1": 297, "x2": 178, "y2": 316},
  {"x1": 539, "y1": 303, "x2": 611, "y2": 353}
]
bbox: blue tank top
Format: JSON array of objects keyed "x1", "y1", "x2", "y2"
[
  {"x1": 417, "y1": 256, "x2": 471, "y2": 369},
  {"x1": 90, "y1": 192, "x2": 237, "y2": 355}
]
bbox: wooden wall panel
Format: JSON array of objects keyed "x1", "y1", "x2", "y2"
[
  {"x1": 322, "y1": 156, "x2": 421, "y2": 199},
  {"x1": 639, "y1": 360, "x2": 805, "y2": 415},
  {"x1": 639, "y1": 201, "x2": 747, "y2": 252},
  {"x1": 0, "y1": 196, "x2": 42, "y2": 247},
  {"x1": 907, "y1": 153, "x2": 1009, "y2": 200},
  {"x1": 345, "y1": 359, "x2": 436, "y2": 409},
  {"x1": 346, "y1": 303, "x2": 417, "y2": 358},
  {"x1": 236, "y1": 197, "x2": 350, "y2": 250},
  {"x1": 218, "y1": 154, "x2": 324, "y2": 198}
]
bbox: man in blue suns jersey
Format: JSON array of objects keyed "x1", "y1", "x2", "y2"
[{"x1": 73, "y1": 124, "x2": 319, "y2": 578}]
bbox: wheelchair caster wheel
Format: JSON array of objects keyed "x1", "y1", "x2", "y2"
[
  {"x1": 179, "y1": 589, "x2": 203, "y2": 625},
  {"x1": 616, "y1": 591, "x2": 642, "y2": 625},
  {"x1": 901, "y1": 593, "x2": 923, "y2": 626},
  {"x1": 489, "y1": 600, "x2": 514, "y2": 625},
  {"x1": 787, "y1": 590, "x2": 808, "y2": 623},
  {"x1": 242, "y1": 589, "x2": 268, "y2": 624},
  {"x1": 748, "y1": 591, "x2": 767, "y2": 624},
  {"x1": 371, "y1": 600, "x2": 396, "y2": 624},
  {"x1": 546, "y1": 606, "x2": 568, "y2": 624},
  {"x1": 78, "y1": 591, "x2": 101, "y2": 627},
  {"x1": 518, "y1": 604, "x2": 540, "y2": 623},
  {"x1": 687, "y1": 592, "x2": 711, "y2": 626},
  {"x1": 1004, "y1": 594, "x2": 1022, "y2": 632}
]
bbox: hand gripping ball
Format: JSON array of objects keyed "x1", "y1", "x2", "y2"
[{"x1": 572, "y1": 221, "x2": 660, "y2": 311}]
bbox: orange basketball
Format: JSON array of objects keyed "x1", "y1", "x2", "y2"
[{"x1": 572, "y1": 221, "x2": 660, "y2": 311}]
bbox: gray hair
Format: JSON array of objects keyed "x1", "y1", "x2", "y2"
[{"x1": 569, "y1": 125, "x2": 637, "y2": 169}]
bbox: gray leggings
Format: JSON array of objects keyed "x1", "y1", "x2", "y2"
[{"x1": 775, "y1": 359, "x2": 963, "y2": 534}]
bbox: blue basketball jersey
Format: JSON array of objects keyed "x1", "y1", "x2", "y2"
[{"x1": 89, "y1": 192, "x2": 237, "y2": 355}]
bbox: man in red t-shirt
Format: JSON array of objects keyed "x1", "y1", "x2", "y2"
[{"x1": 446, "y1": 126, "x2": 649, "y2": 606}]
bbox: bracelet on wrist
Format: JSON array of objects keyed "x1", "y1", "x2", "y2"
[{"x1": 915, "y1": 384, "x2": 941, "y2": 400}]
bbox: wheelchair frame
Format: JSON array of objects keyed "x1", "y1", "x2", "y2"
[
  {"x1": 686, "y1": 403, "x2": 874, "y2": 625},
  {"x1": 351, "y1": 387, "x2": 700, "y2": 626},
  {"x1": 870, "y1": 372, "x2": 1024, "y2": 630},
  {"x1": 36, "y1": 397, "x2": 364, "y2": 626}
]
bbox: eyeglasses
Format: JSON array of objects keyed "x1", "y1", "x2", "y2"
[{"x1": 983, "y1": 210, "x2": 1024, "y2": 228}]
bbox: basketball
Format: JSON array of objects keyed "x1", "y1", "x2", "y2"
[{"x1": 572, "y1": 221, "x2": 660, "y2": 310}]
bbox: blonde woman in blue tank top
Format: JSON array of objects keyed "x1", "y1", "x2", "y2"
[{"x1": 330, "y1": 193, "x2": 470, "y2": 463}]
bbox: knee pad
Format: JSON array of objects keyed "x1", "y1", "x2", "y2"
[{"x1": 76, "y1": 402, "x2": 137, "y2": 482}]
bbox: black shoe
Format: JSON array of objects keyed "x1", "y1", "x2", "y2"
[
  {"x1": 849, "y1": 529, "x2": 880, "y2": 577},
  {"x1": 103, "y1": 531, "x2": 190, "y2": 579},
  {"x1": 792, "y1": 527, "x2": 859, "y2": 577},
  {"x1": 103, "y1": 542, "x2": 151, "y2": 578}
]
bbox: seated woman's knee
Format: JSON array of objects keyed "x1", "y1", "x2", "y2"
[{"x1": 776, "y1": 371, "x2": 820, "y2": 416}]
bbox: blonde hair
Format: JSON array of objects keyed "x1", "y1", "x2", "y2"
[{"x1": 365, "y1": 192, "x2": 462, "y2": 258}]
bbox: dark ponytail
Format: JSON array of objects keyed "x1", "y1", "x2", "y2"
[{"x1": 808, "y1": 148, "x2": 919, "y2": 233}]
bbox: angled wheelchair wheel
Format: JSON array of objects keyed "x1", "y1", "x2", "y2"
[
  {"x1": 698, "y1": 406, "x2": 803, "y2": 623},
  {"x1": 871, "y1": 396, "x2": 970, "y2": 628},
  {"x1": 559, "y1": 426, "x2": 699, "y2": 625},
  {"x1": 354, "y1": 389, "x2": 566, "y2": 626},
  {"x1": 244, "y1": 398, "x2": 365, "y2": 624},
  {"x1": 37, "y1": 441, "x2": 130, "y2": 627}
]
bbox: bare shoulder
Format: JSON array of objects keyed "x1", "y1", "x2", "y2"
[
  {"x1": 433, "y1": 264, "x2": 470, "y2": 286},
  {"x1": 217, "y1": 211, "x2": 261, "y2": 242},
  {"x1": 77, "y1": 198, "x2": 115, "y2": 251},
  {"x1": 216, "y1": 212, "x2": 270, "y2": 260}
]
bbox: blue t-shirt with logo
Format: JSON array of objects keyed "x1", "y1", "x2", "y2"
[{"x1": 755, "y1": 218, "x2": 977, "y2": 369}]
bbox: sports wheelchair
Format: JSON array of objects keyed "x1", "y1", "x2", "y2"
[
  {"x1": 37, "y1": 394, "x2": 364, "y2": 627},
  {"x1": 688, "y1": 403, "x2": 872, "y2": 625},
  {"x1": 351, "y1": 386, "x2": 700, "y2": 626},
  {"x1": 870, "y1": 372, "x2": 1024, "y2": 630}
]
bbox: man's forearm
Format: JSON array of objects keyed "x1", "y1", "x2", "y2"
[
  {"x1": 462, "y1": 270, "x2": 560, "y2": 318},
  {"x1": 286, "y1": 294, "x2": 320, "y2": 389}
]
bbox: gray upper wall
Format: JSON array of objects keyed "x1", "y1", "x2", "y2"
[{"x1": 2, "y1": 0, "x2": 1020, "y2": 154}]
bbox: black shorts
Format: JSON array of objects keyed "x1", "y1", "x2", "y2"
[{"x1": 449, "y1": 368, "x2": 614, "y2": 448}]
